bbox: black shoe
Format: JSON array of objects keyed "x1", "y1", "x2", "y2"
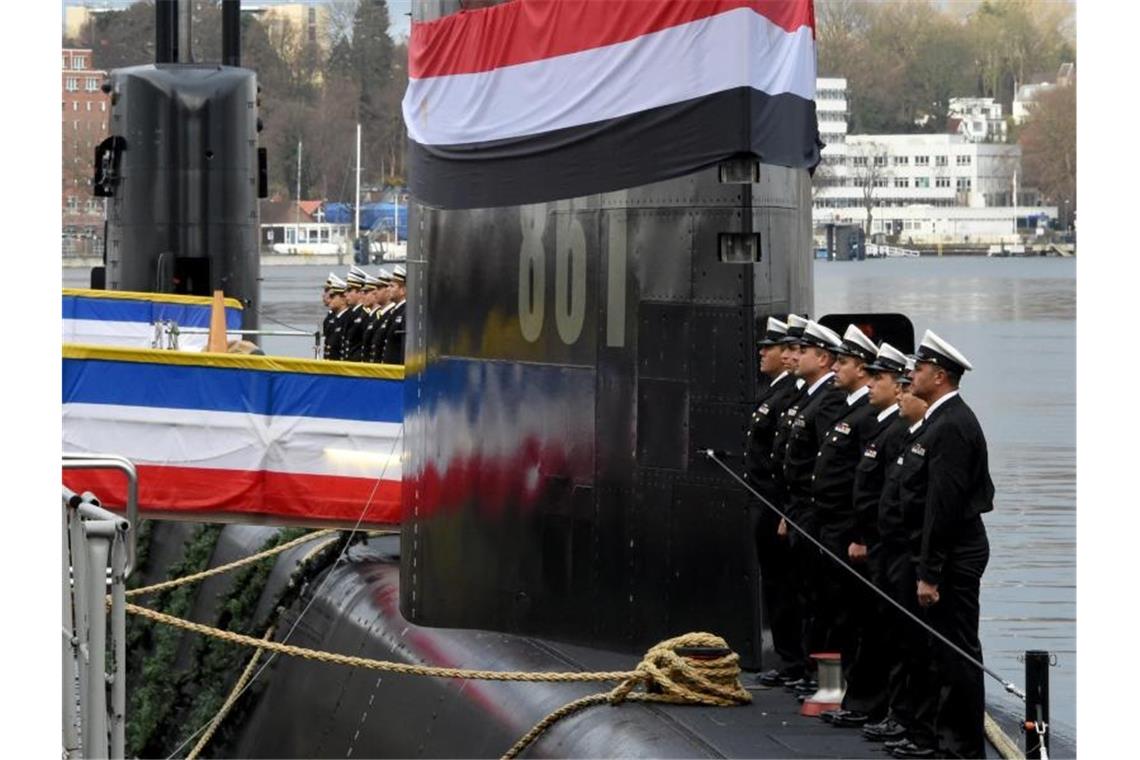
[
  {"x1": 756, "y1": 669, "x2": 786, "y2": 687},
  {"x1": 883, "y1": 737, "x2": 913, "y2": 751},
  {"x1": 819, "y1": 709, "x2": 844, "y2": 723},
  {"x1": 831, "y1": 711, "x2": 869, "y2": 727},
  {"x1": 864, "y1": 718, "x2": 908, "y2": 741},
  {"x1": 888, "y1": 739, "x2": 935, "y2": 758},
  {"x1": 793, "y1": 680, "x2": 818, "y2": 696},
  {"x1": 782, "y1": 677, "x2": 811, "y2": 690}
]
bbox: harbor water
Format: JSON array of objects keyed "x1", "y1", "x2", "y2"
[{"x1": 62, "y1": 255, "x2": 1077, "y2": 734}]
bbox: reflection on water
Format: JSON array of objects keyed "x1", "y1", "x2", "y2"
[
  {"x1": 62, "y1": 256, "x2": 1078, "y2": 732},
  {"x1": 817, "y1": 257, "x2": 1076, "y2": 734}
]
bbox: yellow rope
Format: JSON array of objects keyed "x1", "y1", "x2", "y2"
[
  {"x1": 186, "y1": 625, "x2": 276, "y2": 760},
  {"x1": 985, "y1": 711, "x2": 1025, "y2": 760}
]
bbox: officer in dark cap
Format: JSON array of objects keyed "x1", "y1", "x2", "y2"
[
  {"x1": 781, "y1": 320, "x2": 848, "y2": 694},
  {"x1": 379, "y1": 264, "x2": 407, "y2": 364},
  {"x1": 810, "y1": 324, "x2": 880, "y2": 721},
  {"x1": 322, "y1": 276, "x2": 350, "y2": 361},
  {"x1": 887, "y1": 330, "x2": 993, "y2": 759},
  {"x1": 827, "y1": 341, "x2": 912, "y2": 729},
  {"x1": 744, "y1": 317, "x2": 806, "y2": 687},
  {"x1": 363, "y1": 268, "x2": 393, "y2": 362}
]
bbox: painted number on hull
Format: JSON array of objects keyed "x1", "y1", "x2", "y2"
[{"x1": 518, "y1": 205, "x2": 626, "y2": 347}]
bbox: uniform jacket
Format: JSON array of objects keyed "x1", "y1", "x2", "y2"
[
  {"x1": 321, "y1": 310, "x2": 337, "y2": 360},
  {"x1": 783, "y1": 376, "x2": 848, "y2": 527},
  {"x1": 366, "y1": 304, "x2": 394, "y2": 363},
  {"x1": 381, "y1": 300, "x2": 407, "y2": 365},
  {"x1": 744, "y1": 372, "x2": 799, "y2": 492},
  {"x1": 769, "y1": 381, "x2": 809, "y2": 495},
  {"x1": 911, "y1": 394, "x2": 994, "y2": 585},
  {"x1": 851, "y1": 410, "x2": 909, "y2": 548},
  {"x1": 345, "y1": 304, "x2": 368, "y2": 362},
  {"x1": 324, "y1": 309, "x2": 350, "y2": 361},
  {"x1": 813, "y1": 392, "x2": 877, "y2": 550}
]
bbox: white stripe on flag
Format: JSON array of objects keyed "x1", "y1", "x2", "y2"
[
  {"x1": 63, "y1": 403, "x2": 403, "y2": 480},
  {"x1": 63, "y1": 319, "x2": 240, "y2": 351},
  {"x1": 404, "y1": 7, "x2": 815, "y2": 146}
]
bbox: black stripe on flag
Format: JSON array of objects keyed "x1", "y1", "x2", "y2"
[{"x1": 409, "y1": 87, "x2": 822, "y2": 210}]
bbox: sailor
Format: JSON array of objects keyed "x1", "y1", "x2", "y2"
[
  {"x1": 366, "y1": 268, "x2": 396, "y2": 363},
  {"x1": 780, "y1": 320, "x2": 848, "y2": 694},
  {"x1": 889, "y1": 331, "x2": 993, "y2": 760},
  {"x1": 320, "y1": 272, "x2": 339, "y2": 357},
  {"x1": 362, "y1": 269, "x2": 390, "y2": 363},
  {"x1": 810, "y1": 324, "x2": 880, "y2": 713},
  {"x1": 379, "y1": 264, "x2": 408, "y2": 365},
  {"x1": 322, "y1": 276, "x2": 350, "y2": 361},
  {"x1": 744, "y1": 317, "x2": 805, "y2": 687},
  {"x1": 826, "y1": 341, "x2": 912, "y2": 729},
  {"x1": 866, "y1": 359, "x2": 936, "y2": 750},
  {"x1": 769, "y1": 314, "x2": 812, "y2": 487},
  {"x1": 343, "y1": 265, "x2": 369, "y2": 361}
]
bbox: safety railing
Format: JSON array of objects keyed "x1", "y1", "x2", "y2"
[
  {"x1": 150, "y1": 321, "x2": 321, "y2": 356},
  {"x1": 63, "y1": 485, "x2": 131, "y2": 759}
]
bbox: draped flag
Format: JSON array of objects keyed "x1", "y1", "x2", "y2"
[
  {"x1": 63, "y1": 289, "x2": 243, "y2": 350},
  {"x1": 404, "y1": 0, "x2": 820, "y2": 209},
  {"x1": 62, "y1": 346, "x2": 403, "y2": 526}
]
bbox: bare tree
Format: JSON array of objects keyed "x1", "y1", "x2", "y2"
[{"x1": 848, "y1": 142, "x2": 891, "y2": 237}]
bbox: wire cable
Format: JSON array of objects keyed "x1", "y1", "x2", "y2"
[{"x1": 700, "y1": 449, "x2": 1026, "y2": 702}]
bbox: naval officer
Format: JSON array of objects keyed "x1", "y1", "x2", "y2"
[
  {"x1": 322, "y1": 276, "x2": 350, "y2": 361},
  {"x1": 744, "y1": 317, "x2": 805, "y2": 687},
  {"x1": 781, "y1": 320, "x2": 848, "y2": 692},
  {"x1": 343, "y1": 265, "x2": 370, "y2": 361},
  {"x1": 379, "y1": 264, "x2": 408, "y2": 364},
  {"x1": 896, "y1": 331, "x2": 994, "y2": 760}
]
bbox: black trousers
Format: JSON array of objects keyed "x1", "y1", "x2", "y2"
[
  {"x1": 926, "y1": 521, "x2": 990, "y2": 758},
  {"x1": 787, "y1": 508, "x2": 825, "y2": 674},
  {"x1": 881, "y1": 543, "x2": 936, "y2": 748},
  {"x1": 753, "y1": 503, "x2": 804, "y2": 672},
  {"x1": 836, "y1": 543, "x2": 888, "y2": 718}
]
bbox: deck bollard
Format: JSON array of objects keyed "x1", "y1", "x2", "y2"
[
  {"x1": 1024, "y1": 650, "x2": 1050, "y2": 759},
  {"x1": 801, "y1": 653, "x2": 844, "y2": 717}
]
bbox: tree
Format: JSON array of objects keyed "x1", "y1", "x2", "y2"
[
  {"x1": 848, "y1": 142, "x2": 891, "y2": 237},
  {"x1": 1019, "y1": 82, "x2": 1076, "y2": 228}
]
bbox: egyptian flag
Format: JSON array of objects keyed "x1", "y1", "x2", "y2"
[{"x1": 405, "y1": 0, "x2": 821, "y2": 210}]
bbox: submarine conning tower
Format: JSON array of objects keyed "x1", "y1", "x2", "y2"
[
  {"x1": 401, "y1": 0, "x2": 819, "y2": 668},
  {"x1": 94, "y1": 0, "x2": 265, "y2": 331}
]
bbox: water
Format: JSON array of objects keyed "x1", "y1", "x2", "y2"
[
  {"x1": 816, "y1": 257, "x2": 1076, "y2": 736},
  {"x1": 64, "y1": 256, "x2": 1077, "y2": 733}
]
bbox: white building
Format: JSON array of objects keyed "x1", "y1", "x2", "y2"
[
  {"x1": 947, "y1": 97, "x2": 1007, "y2": 143},
  {"x1": 811, "y1": 77, "x2": 1053, "y2": 243}
]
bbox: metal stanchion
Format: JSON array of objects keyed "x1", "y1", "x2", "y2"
[{"x1": 1024, "y1": 650, "x2": 1051, "y2": 759}]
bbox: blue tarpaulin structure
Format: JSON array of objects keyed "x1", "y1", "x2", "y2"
[{"x1": 324, "y1": 202, "x2": 408, "y2": 241}]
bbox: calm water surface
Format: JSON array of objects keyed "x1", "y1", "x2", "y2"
[
  {"x1": 63, "y1": 256, "x2": 1077, "y2": 733},
  {"x1": 816, "y1": 257, "x2": 1076, "y2": 735}
]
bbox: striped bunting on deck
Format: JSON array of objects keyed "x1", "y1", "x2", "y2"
[
  {"x1": 404, "y1": 0, "x2": 821, "y2": 209},
  {"x1": 62, "y1": 346, "x2": 404, "y2": 526},
  {"x1": 63, "y1": 289, "x2": 244, "y2": 350}
]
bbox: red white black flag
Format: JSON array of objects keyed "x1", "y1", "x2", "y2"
[{"x1": 404, "y1": 0, "x2": 821, "y2": 209}]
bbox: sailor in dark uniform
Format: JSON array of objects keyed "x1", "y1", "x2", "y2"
[
  {"x1": 744, "y1": 317, "x2": 805, "y2": 687},
  {"x1": 810, "y1": 325, "x2": 880, "y2": 718},
  {"x1": 827, "y1": 341, "x2": 912, "y2": 729},
  {"x1": 379, "y1": 264, "x2": 408, "y2": 365},
  {"x1": 320, "y1": 272, "x2": 340, "y2": 358},
  {"x1": 888, "y1": 331, "x2": 993, "y2": 760},
  {"x1": 322, "y1": 277, "x2": 350, "y2": 361},
  {"x1": 343, "y1": 265, "x2": 369, "y2": 361},
  {"x1": 362, "y1": 268, "x2": 391, "y2": 363},
  {"x1": 781, "y1": 320, "x2": 848, "y2": 692},
  {"x1": 867, "y1": 361, "x2": 933, "y2": 750}
]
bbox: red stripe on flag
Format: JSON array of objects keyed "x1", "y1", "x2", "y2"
[
  {"x1": 63, "y1": 465, "x2": 401, "y2": 526},
  {"x1": 410, "y1": 0, "x2": 816, "y2": 79}
]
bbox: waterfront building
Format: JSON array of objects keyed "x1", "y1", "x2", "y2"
[
  {"x1": 62, "y1": 48, "x2": 110, "y2": 258},
  {"x1": 947, "y1": 98, "x2": 1008, "y2": 143}
]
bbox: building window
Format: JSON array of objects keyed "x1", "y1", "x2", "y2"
[
  {"x1": 893, "y1": 156, "x2": 909, "y2": 166},
  {"x1": 101, "y1": 102, "x2": 106, "y2": 112},
  {"x1": 956, "y1": 177, "x2": 972, "y2": 190},
  {"x1": 66, "y1": 77, "x2": 78, "y2": 92},
  {"x1": 86, "y1": 101, "x2": 91, "y2": 112},
  {"x1": 956, "y1": 154, "x2": 972, "y2": 166},
  {"x1": 915, "y1": 155, "x2": 929, "y2": 166},
  {"x1": 936, "y1": 176, "x2": 951, "y2": 188},
  {"x1": 935, "y1": 155, "x2": 948, "y2": 167},
  {"x1": 873, "y1": 155, "x2": 887, "y2": 167},
  {"x1": 873, "y1": 178, "x2": 888, "y2": 187},
  {"x1": 66, "y1": 196, "x2": 78, "y2": 211},
  {"x1": 86, "y1": 78, "x2": 99, "y2": 92},
  {"x1": 916, "y1": 177, "x2": 930, "y2": 188},
  {"x1": 853, "y1": 156, "x2": 867, "y2": 167},
  {"x1": 894, "y1": 177, "x2": 910, "y2": 188},
  {"x1": 74, "y1": 56, "x2": 86, "y2": 69}
]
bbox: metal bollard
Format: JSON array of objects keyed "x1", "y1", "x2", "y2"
[
  {"x1": 1024, "y1": 650, "x2": 1050, "y2": 759},
  {"x1": 801, "y1": 653, "x2": 844, "y2": 717}
]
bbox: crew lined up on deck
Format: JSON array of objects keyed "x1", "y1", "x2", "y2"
[
  {"x1": 744, "y1": 317, "x2": 993, "y2": 760},
  {"x1": 320, "y1": 265, "x2": 407, "y2": 364}
]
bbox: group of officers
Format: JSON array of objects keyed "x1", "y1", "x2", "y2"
[
  {"x1": 320, "y1": 264, "x2": 407, "y2": 365},
  {"x1": 744, "y1": 315, "x2": 994, "y2": 759}
]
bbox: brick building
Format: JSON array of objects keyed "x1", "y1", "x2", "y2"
[{"x1": 62, "y1": 48, "x2": 110, "y2": 257}]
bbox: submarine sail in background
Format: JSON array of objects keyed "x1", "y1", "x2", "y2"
[{"x1": 400, "y1": 0, "x2": 822, "y2": 669}]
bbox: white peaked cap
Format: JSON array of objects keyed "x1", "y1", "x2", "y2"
[
  {"x1": 801, "y1": 320, "x2": 843, "y2": 350},
  {"x1": 767, "y1": 316, "x2": 788, "y2": 333},
  {"x1": 328, "y1": 273, "x2": 347, "y2": 288},
  {"x1": 870, "y1": 341, "x2": 909, "y2": 373},
  {"x1": 786, "y1": 313, "x2": 809, "y2": 330},
  {"x1": 916, "y1": 329, "x2": 973, "y2": 373},
  {"x1": 836, "y1": 324, "x2": 879, "y2": 361}
]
